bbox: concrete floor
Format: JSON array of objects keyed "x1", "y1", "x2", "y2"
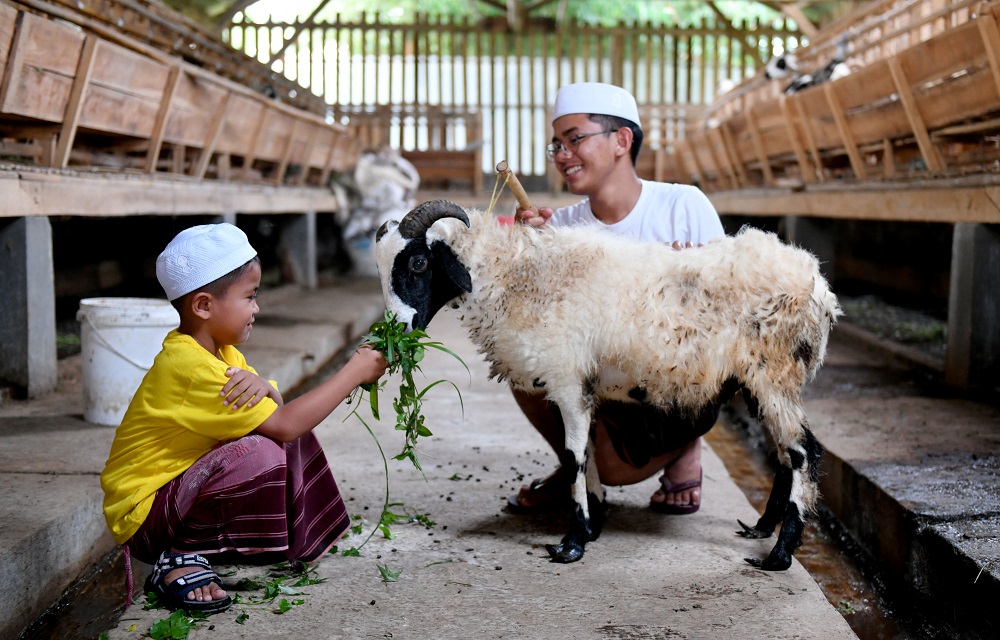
[
  {"x1": 103, "y1": 304, "x2": 859, "y2": 640},
  {"x1": 5, "y1": 276, "x2": 999, "y2": 639}
]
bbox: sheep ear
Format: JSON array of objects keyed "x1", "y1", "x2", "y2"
[{"x1": 433, "y1": 242, "x2": 472, "y2": 293}]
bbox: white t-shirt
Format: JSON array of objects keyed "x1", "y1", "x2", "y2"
[{"x1": 548, "y1": 180, "x2": 725, "y2": 244}]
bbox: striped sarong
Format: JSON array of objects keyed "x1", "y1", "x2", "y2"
[{"x1": 128, "y1": 432, "x2": 349, "y2": 565}]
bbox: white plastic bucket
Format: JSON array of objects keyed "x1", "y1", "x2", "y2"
[{"x1": 76, "y1": 297, "x2": 179, "y2": 426}]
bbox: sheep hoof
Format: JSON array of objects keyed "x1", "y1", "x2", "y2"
[
  {"x1": 744, "y1": 552, "x2": 792, "y2": 571},
  {"x1": 735, "y1": 519, "x2": 772, "y2": 539},
  {"x1": 546, "y1": 541, "x2": 585, "y2": 563}
]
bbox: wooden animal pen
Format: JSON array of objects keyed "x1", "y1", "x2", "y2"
[
  {"x1": 0, "y1": 0, "x2": 366, "y2": 398},
  {"x1": 0, "y1": 0, "x2": 361, "y2": 187},
  {"x1": 671, "y1": 0, "x2": 1000, "y2": 225}
]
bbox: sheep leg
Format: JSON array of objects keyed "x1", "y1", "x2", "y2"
[
  {"x1": 585, "y1": 432, "x2": 608, "y2": 540},
  {"x1": 744, "y1": 426, "x2": 823, "y2": 571},
  {"x1": 736, "y1": 465, "x2": 791, "y2": 538},
  {"x1": 545, "y1": 398, "x2": 596, "y2": 563}
]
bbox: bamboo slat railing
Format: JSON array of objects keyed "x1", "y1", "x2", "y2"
[{"x1": 228, "y1": 12, "x2": 798, "y2": 180}]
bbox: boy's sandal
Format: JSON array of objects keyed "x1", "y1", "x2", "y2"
[{"x1": 144, "y1": 551, "x2": 233, "y2": 614}]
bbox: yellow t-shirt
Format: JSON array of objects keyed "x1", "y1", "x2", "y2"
[{"x1": 100, "y1": 329, "x2": 279, "y2": 544}]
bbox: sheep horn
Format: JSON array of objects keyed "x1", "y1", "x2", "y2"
[{"x1": 398, "y1": 199, "x2": 470, "y2": 239}]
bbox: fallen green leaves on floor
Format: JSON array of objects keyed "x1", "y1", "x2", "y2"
[
  {"x1": 148, "y1": 610, "x2": 203, "y2": 639},
  {"x1": 377, "y1": 563, "x2": 402, "y2": 583},
  {"x1": 136, "y1": 561, "x2": 323, "y2": 636}
]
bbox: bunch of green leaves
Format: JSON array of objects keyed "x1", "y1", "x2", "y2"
[
  {"x1": 355, "y1": 310, "x2": 468, "y2": 473},
  {"x1": 342, "y1": 310, "x2": 465, "y2": 559}
]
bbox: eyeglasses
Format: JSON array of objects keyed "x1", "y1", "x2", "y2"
[{"x1": 545, "y1": 129, "x2": 619, "y2": 162}]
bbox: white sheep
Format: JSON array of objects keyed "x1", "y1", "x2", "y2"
[{"x1": 374, "y1": 199, "x2": 841, "y2": 569}]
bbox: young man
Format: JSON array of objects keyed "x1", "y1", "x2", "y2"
[
  {"x1": 510, "y1": 82, "x2": 726, "y2": 515},
  {"x1": 101, "y1": 223, "x2": 387, "y2": 613}
]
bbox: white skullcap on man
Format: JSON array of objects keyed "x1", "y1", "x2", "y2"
[
  {"x1": 551, "y1": 82, "x2": 641, "y2": 128},
  {"x1": 156, "y1": 223, "x2": 258, "y2": 301}
]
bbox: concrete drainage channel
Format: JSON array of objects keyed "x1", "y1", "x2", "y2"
[{"x1": 705, "y1": 404, "x2": 941, "y2": 640}]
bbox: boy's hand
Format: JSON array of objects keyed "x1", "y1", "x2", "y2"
[
  {"x1": 351, "y1": 344, "x2": 389, "y2": 386},
  {"x1": 222, "y1": 367, "x2": 276, "y2": 409}
]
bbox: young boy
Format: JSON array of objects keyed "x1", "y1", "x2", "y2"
[{"x1": 100, "y1": 223, "x2": 387, "y2": 614}]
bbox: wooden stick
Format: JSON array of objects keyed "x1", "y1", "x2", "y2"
[{"x1": 495, "y1": 160, "x2": 537, "y2": 214}]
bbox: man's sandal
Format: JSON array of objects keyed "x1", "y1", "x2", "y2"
[
  {"x1": 650, "y1": 470, "x2": 702, "y2": 515},
  {"x1": 144, "y1": 551, "x2": 233, "y2": 614},
  {"x1": 506, "y1": 475, "x2": 571, "y2": 514}
]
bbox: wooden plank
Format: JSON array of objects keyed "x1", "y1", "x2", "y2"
[
  {"x1": 53, "y1": 36, "x2": 98, "y2": 168},
  {"x1": 718, "y1": 120, "x2": 748, "y2": 186},
  {"x1": 898, "y1": 18, "x2": 985, "y2": 88},
  {"x1": 792, "y1": 87, "x2": 841, "y2": 154},
  {"x1": 882, "y1": 138, "x2": 896, "y2": 178},
  {"x1": 823, "y1": 82, "x2": 867, "y2": 180},
  {"x1": 789, "y1": 93, "x2": 824, "y2": 182},
  {"x1": 163, "y1": 70, "x2": 230, "y2": 148},
  {"x1": 780, "y1": 95, "x2": 814, "y2": 183},
  {"x1": 192, "y1": 90, "x2": 231, "y2": 179},
  {"x1": 213, "y1": 95, "x2": 263, "y2": 160},
  {"x1": 144, "y1": 65, "x2": 180, "y2": 173},
  {"x1": 273, "y1": 117, "x2": 301, "y2": 184},
  {"x1": 294, "y1": 123, "x2": 318, "y2": 186},
  {"x1": 708, "y1": 125, "x2": 739, "y2": 189},
  {"x1": 0, "y1": 2, "x2": 20, "y2": 82},
  {"x1": 888, "y1": 56, "x2": 944, "y2": 172},
  {"x1": 318, "y1": 130, "x2": 342, "y2": 185},
  {"x1": 745, "y1": 105, "x2": 775, "y2": 185},
  {"x1": 402, "y1": 148, "x2": 480, "y2": 192},
  {"x1": 0, "y1": 12, "x2": 85, "y2": 122},
  {"x1": 677, "y1": 138, "x2": 703, "y2": 184},
  {"x1": 0, "y1": 168, "x2": 341, "y2": 217},
  {"x1": 976, "y1": 13, "x2": 1000, "y2": 105},
  {"x1": 707, "y1": 181, "x2": 1000, "y2": 223},
  {"x1": 70, "y1": 38, "x2": 170, "y2": 139},
  {"x1": 254, "y1": 110, "x2": 294, "y2": 164}
]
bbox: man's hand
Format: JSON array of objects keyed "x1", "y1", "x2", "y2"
[
  {"x1": 515, "y1": 206, "x2": 553, "y2": 228},
  {"x1": 670, "y1": 241, "x2": 701, "y2": 250}
]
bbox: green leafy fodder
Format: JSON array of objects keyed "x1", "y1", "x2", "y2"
[
  {"x1": 356, "y1": 310, "x2": 468, "y2": 473},
  {"x1": 342, "y1": 310, "x2": 466, "y2": 560}
]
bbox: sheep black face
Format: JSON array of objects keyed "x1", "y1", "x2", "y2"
[{"x1": 374, "y1": 199, "x2": 473, "y2": 331}]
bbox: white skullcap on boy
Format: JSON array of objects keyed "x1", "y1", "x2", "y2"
[
  {"x1": 156, "y1": 223, "x2": 258, "y2": 301},
  {"x1": 551, "y1": 82, "x2": 641, "y2": 128}
]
